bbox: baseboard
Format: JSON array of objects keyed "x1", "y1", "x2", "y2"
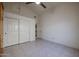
[
  {"x1": 40, "y1": 37, "x2": 79, "y2": 50},
  {"x1": 4, "y1": 40, "x2": 36, "y2": 48}
]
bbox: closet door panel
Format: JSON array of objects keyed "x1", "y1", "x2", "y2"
[
  {"x1": 3, "y1": 18, "x2": 8, "y2": 47},
  {"x1": 29, "y1": 19, "x2": 35, "y2": 41},
  {"x1": 4, "y1": 18, "x2": 18, "y2": 47},
  {"x1": 7, "y1": 19, "x2": 18, "y2": 46},
  {"x1": 19, "y1": 17, "x2": 30, "y2": 43}
]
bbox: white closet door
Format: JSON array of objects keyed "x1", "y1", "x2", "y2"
[
  {"x1": 3, "y1": 18, "x2": 8, "y2": 47},
  {"x1": 19, "y1": 17, "x2": 30, "y2": 43},
  {"x1": 29, "y1": 18, "x2": 35, "y2": 41},
  {"x1": 3, "y1": 18, "x2": 18, "y2": 47},
  {"x1": 7, "y1": 18, "x2": 18, "y2": 46},
  {"x1": 3, "y1": 17, "x2": 35, "y2": 47}
]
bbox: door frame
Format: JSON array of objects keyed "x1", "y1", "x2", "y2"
[{"x1": 0, "y1": 2, "x2": 4, "y2": 53}]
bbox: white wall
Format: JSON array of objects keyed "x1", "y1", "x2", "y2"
[
  {"x1": 3, "y1": 2, "x2": 37, "y2": 19},
  {"x1": 39, "y1": 3, "x2": 79, "y2": 49}
]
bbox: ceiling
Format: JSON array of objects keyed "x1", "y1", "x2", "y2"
[{"x1": 25, "y1": 2, "x2": 62, "y2": 15}]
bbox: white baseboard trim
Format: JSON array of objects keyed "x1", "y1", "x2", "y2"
[{"x1": 40, "y1": 37, "x2": 79, "y2": 50}]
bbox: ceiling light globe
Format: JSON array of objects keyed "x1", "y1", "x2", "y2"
[{"x1": 35, "y1": 2, "x2": 40, "y2": 4}]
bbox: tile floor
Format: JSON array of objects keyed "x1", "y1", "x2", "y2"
[{"x1": 0, "y1": 39, "x2": 79, "y2": 57}]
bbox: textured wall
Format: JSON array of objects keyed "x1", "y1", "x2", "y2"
[{"x1": 39, "y1": 3, "x2": 79, "y2": 49}]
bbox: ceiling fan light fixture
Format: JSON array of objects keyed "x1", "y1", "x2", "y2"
[{"x1": 35, "y1": 2, "x2": 40, "y2": 4}]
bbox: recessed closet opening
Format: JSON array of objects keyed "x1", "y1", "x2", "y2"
[{"x1": 3, "y1": 3, "x2": 36, "y2": 47}]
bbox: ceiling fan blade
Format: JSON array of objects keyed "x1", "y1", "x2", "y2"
[
  {"x1": 25, "y1": 2, "x2": 34, "y2": 4},
  {"x1": 40, "y1": 3, "x2": 46, "y2": 8}
]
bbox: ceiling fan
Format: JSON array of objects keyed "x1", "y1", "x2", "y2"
[{"x1": 25, "y1": 2, "x2": 46, "y2": 8}]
